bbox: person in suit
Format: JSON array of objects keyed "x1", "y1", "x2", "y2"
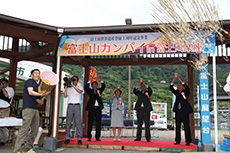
[
  {"x1": 133, "y1": 78, "x2": 153, "y2": 142},
  {"x1": 169, "y1": 74, "x2": 193, "y2": 145},
  {"x1": 85, "y1": 75, "x2": 106, "y2": 141}
]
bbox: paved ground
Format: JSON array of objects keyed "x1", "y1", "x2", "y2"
[
  {"x1": 0, "y1": 145, "x2": 166, "y2": 153},
  {"x1": 100, "y1": 128, "x2": 227, "y2": 144},
  {"x1": 0, "y1": 129, "x2": 228, "y2": 152}
]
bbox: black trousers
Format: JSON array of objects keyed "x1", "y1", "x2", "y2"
[
  {"x1": 136, "y1": 109, "x2": 151, "y2": 140},
  {"x1": 175, "y1": 112, "x2": 192, "y2": 143},
  {"x1": 87, "y1": 108, "x2": 102, "y2": 139}
]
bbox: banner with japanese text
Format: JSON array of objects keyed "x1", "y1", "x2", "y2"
[
  {"x1": 90, "y1": 67, "x2": 97, "y2": 84},
  {"x1": 57, "y1": 32, "x2": 215, "y2": 56},
  {"x1": 199, "y1": 64, "x2": 211, "y2": 144}
]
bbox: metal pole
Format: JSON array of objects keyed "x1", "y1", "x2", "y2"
[
  {"x1": 47, "y1": 30, "x2": 63, "y2": 137},
  {"x1": 52, "y1": 55, "x2": 60, "y2": 137},
  {"x1": 128, "y1": 65, "x2": 131, "y2": 119},
  {"x1": 212, "y1": 53, "x2": 218, "y2": 152},
  {"x1": 125, "y1": 18, "x2": 132, "y2": 119}
]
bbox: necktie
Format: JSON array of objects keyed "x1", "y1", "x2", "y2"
[
  {"x1": 178, "y1": 92, "x2": 186, "y2": 110},
  {"x1": 178, "y1": 102, "x2": 181, "y2": 110}
]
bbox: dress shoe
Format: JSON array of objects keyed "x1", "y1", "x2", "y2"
[
  {"x1": 147, "y1": 139, "x2": 151, "y2": 142},
  {"x1": 78, "y1": 140, "x2": 82, "y2": 145},
  {"x1": 134, "y1": 139, "x2": 141, "y2": 141},
  {"x1": 174, "y1": 142, "x2": 180, "y2": 145},
  {"x1": 96, "y1": 138, "x2": 101, "y2": 141},
  {"x1": 87, "y1": 138, "x2": 91, "y2": 141},
  {"x1": 186, "y1": 142, "x2": 190, "y2": 145},
  {"x1": 64, "y1": 139, "x2": 70, "y2": 144}
]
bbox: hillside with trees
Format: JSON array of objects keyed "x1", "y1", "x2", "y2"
[{"x1": 58, "y1": 64, "x2": 229, "y2": 118}]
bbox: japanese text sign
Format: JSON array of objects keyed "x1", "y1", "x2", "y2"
[
  {"x1": 57, "y1": 32, "x2": 215, "y2": 56},
  {"x1": 199, "y1": 64, "x2": 211, "y2": 144}
]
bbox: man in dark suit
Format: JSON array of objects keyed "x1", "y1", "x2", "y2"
[
  {"x1": 169, "y1": 74, "x2": 193, "y2": 145},
  {"x1": 133, "y1": 78, "x2": 153, "y2": 142},
  {"x1": 85, "y1": 75, "x2": 105, "y2": 141}
]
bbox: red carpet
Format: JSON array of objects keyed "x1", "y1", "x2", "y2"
[{"x1": 64, "y1": 138, "x2": 197, "y2": 150}]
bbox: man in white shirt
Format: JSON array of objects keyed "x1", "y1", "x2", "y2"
[
  {"x1": 0, "y1": 78, "x2": 14, "y2": 118},
  {"x1": 64, "y1": 76, "x2": 84, "y2": 145}
]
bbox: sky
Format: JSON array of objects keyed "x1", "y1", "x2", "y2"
[{"x1": 0, "y1": 0, "x2": 230, "y2": 28}]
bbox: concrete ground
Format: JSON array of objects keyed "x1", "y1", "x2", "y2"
[
  {"x1": 0, "y1": 145, "x2": 165, "y2": 153},
  {"x1": 100, "y1": 128, "x2": 227, "y2": 144},
  {"x1": 0, "y1": 129, "x2": 228, "y2": 153}
]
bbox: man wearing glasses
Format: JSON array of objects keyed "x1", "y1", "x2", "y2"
[{"x1": 64, "y1": 76, "x2": 84, "y2": 145}]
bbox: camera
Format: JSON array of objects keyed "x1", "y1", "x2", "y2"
[{"x1": 63, "y1": 77, "x2": 76, "y2": 87}]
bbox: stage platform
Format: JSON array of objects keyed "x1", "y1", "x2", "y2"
[{"x1": 62, "y1": 138, "x2": 197, "y2": 152}]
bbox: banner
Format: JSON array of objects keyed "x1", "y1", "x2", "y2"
[
  {"x1": 199, "y1": 64, "x2": 211, "y2": 143},
  {"x1": 90, "y1": 67, "x2": 97, "y2": 84},
  {"x1": 57, "y1": 32, "x2": 215, "y2": 56}
]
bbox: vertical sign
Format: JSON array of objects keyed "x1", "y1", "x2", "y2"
[{"x1": 199, "y1": 64, "x2": 211, "y2": 143}]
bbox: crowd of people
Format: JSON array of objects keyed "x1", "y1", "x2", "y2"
[
  {"x1": 0, "y1": 69, "x2": 193, "y2": 153},
  {"x1": 63, "y1": 73, "x2": 193, "y2": 146}
]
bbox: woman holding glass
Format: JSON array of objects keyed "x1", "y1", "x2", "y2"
[{"x1": 110, "y1": 86, "x2": 126, "y2": 141}]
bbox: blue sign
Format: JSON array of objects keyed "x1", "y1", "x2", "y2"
[
  {"x1": 202, "y1": 32, "x2": 215, "y2": 53},
  {"x1": 194, "y1": 113, "x2": 200, "y2": 119},
  {"x1": 199, "y1": 64, "x2": 211, "y2": 143}
]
